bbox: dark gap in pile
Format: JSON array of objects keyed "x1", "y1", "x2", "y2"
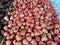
[{"x1": 0, "y1": 0, "x2": 13, "y2": 43}]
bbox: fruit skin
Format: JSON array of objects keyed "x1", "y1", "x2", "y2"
[
  {"x1": 2, "y1": 0, "x2": 60, "y2": 45},
  {"x1": 15, "y1": 42, "x2": 22, "y2": 45},
  {"x1": 35, "y1": 36, "x2": 40, "y2": 41},
  {"x1": 31, "y1": 39, "x2": 37, "y2": 45},
  {"x1": 39, "y1": 41, "x2": 45, "y2": 45},
  {"x1": 4, "y1": 32, "x2": 9, "y2": 37},
  {"x1": 15, "y1": 35, "x2": 22, "y2": 41},
  {"x1": 26, "y1": 36, "x2": 32, "y2": 42},
  {"x1": 6, "y1": 40, "x2": 11, "y2": 45},
  {"x1": 23, "y1": 39, "x2": 29, "y2": 45},
  {"x1": 4, "y1": 26, "x2": 8, "y2": 31}
]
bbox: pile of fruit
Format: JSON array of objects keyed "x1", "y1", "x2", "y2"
[{"x1": 0, "y1": 0, "x2": 60, "y2": 45}]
